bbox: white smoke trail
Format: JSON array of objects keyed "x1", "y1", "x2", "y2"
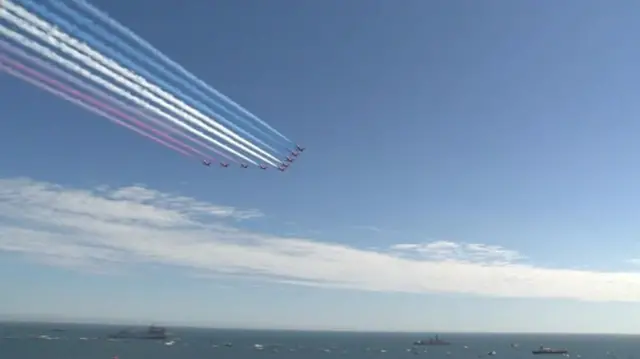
[
  {"x1": 72, "y1": 0, "x2": 293, "y2": 144},
  {"x1": 1, "y1": 38, "x2": 235, "y2": 163},
  {"x1": 0, "y1": 61, "x2": 193, "y2": 158},
  {"x1": 2, "y1": 2, "x2": 280, "y2": 166},
  {"x1": 0, "y1": 23, "x2": 259, "y2": 165},
  {"x1": 4, "y1": 1, "x2": 281, "y2": 165}
]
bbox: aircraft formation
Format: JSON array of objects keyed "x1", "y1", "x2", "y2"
[{"x1": 0, "y1": 0, "x2": 304, "y2": 172}]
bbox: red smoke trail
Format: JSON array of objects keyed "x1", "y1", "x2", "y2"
[
  {"x1": 0, "y1": 39, "x2": 236, "y2": 164},
  {"x1": 0, "y1": 55, "x2": 193, "y2": 157},
  {"x1": 0, "y1": 54, "x2": 205, "y2": 158}
]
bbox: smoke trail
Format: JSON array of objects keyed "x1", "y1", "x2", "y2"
[
  {"x1": 0, "y1": 57, "x2": 193, "y2": 158},
  {"x1": 0, "y1": 20, "x2": 260, "y2": 165},
  {"x1": 0, "y1": 54, "x2": 204, "y2": 158},
  {"x1": 1, "y1": 42, "x2": 218, "y2": 161},
  {"x1": 33, "y1": 0, "x2": 287, "y2": 154},
  {"x1": 25, "y1": 0, "x2": 282, "y2": 155},
  {"x1": 5, "y1": 1, "x2": 281, "y2": 166},
  {"x1": 69, "y1": 0, "x2": 295, "y2": 145},
  {"x1": 14, "y1": 2, "x2": 281, "y2": 166},
  {"x1": 42, "y1": 0, "x2": 284, "y2": 160},
  {"x1": 0, "y1": 38, "x2": 236, "y2": 164}
]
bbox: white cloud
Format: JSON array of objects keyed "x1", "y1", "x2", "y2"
[
  {"x1": 391, "y1": 241, "x2": 523, "y2": 265},
  {"x1": 2, "y1": 177, "x2": 640, "y2": 302}
]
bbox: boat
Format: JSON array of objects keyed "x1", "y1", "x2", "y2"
[
  {"x1": 108, "y1": 325, "x2": 168, "y2": 340},
  {"x1": 532, "y1": 346, "x2": 568, "y2": 355},
  {"x1": 413, "y1": 335, "x2": 451, "y2": 346}
]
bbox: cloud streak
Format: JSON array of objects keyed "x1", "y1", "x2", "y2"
[
  {"x1": 391, "y1": 241, "x2": 523, "y2": 265},
  {"x1": 352, "y1": 225, "x2": 383, "y2": 233},
  {"x1": 2, "y1": 177, "x2": 640, "y2": 302}
]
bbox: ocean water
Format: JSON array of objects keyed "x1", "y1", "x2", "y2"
[{"x1": 1, "y1": 322, "x2": 638, "y2": 359}]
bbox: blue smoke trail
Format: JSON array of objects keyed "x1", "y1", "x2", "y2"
[
  {"x1": 66, "y1": 0, "x2": 295, "y2": 148},
  {"x1": 41, "y1": 0, "x2": 285, "y2": 153},
  {"x1": 19, "y1": 0, "x2": 283, "y2": 157}
]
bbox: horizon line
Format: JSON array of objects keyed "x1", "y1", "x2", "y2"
[{"x1": 2, "y1": 318, "x2": 640, "y2": 336}]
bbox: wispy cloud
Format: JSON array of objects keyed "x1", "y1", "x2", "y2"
[
  {"x1": 391, "y1": 241, "x2": 523, "y2": 265},
  {"x1": 352, "y1": 225, "x2": 383, "y2": 233},
  {"x1": 2, "y1": 177, "x2": 640, "y2": 302}
]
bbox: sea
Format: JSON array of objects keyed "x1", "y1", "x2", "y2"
[{"x1": 0, "y1": 322, "x2": 637, "y2": 359}]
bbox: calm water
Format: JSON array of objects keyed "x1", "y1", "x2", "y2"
[{"x1": 1, "y1": 322, "x2": 638, "y2": 359}]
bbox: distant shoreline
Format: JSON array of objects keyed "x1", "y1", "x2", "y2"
[{"x1": 1, "y1": 320, "x2": 640, "y2": 336}]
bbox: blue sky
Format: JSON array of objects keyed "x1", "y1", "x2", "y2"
[{"x1": 2, "y1": 0, "x2": 640, "y2": 333}]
